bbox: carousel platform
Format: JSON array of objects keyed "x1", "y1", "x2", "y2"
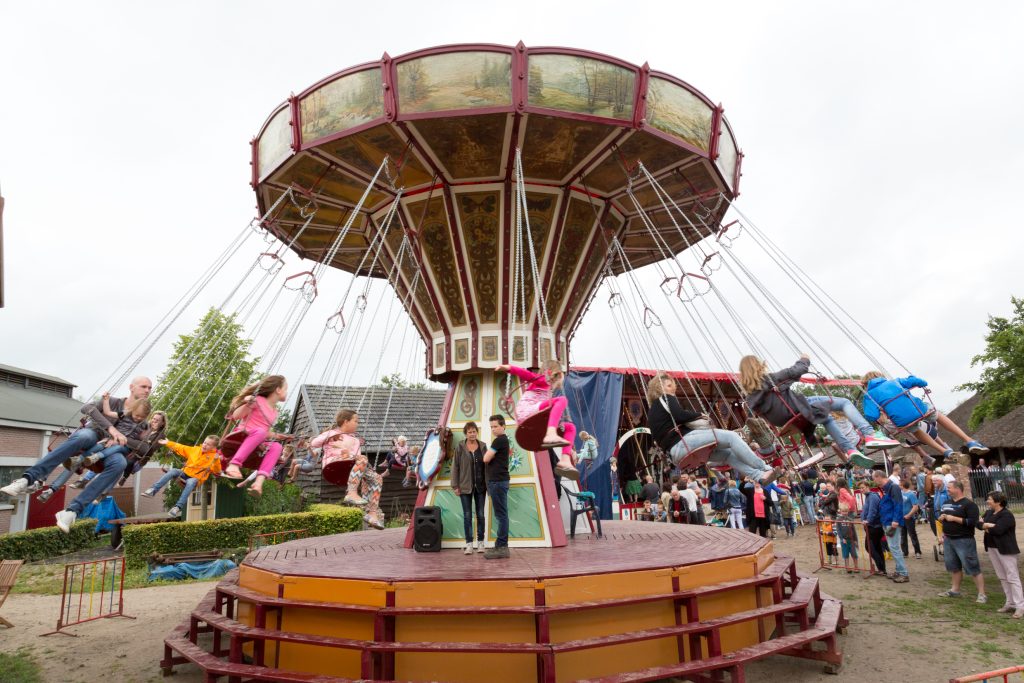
[{"x1": 161, "y1": 521, "x2": 845, "y2": 682}]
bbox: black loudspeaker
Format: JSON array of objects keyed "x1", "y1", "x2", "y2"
[{"x1": 413, "y1": 506, "x2": 443, "y2": 552}]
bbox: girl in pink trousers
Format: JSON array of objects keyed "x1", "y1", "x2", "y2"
[
  {"x1": 499, "y1": 360, "x2": 579, "y2": 481},
  {"x1": 223, "y1": 375, "x2": 290, "y2": 496}
]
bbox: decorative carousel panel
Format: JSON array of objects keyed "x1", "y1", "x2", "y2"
[
  {"x1": 527, "y1": 54, "x2": 635, "y2": 121},
  {"x1": 416, "y1": 195, "x2": 467, "y2": 327},
  {"x1": 433, "y1": 488, "x2": 467, "y2": 542},
  {"x1": 546, "y1": 197, "x2": 601, "y2": 318},
  {"x1": 454, "y1": 191, "x2": 502, "y2": 324},
  {"x1": 258, "y1": 107, "x2": 292, "y2": 179},
  {"x1": 520, "y1": 114, "x2": 615, "y2": 181},
  {"x1": 410, "y1": 114, "x2": 510, "y2": 179},
  {"x1": 645, "y1": 77, "x2": 715, "y2": 152},
  {"x1": 716, "y1": 123, "x2": 738, "y2": 188},
  {"x1": 582, "y1": 131, "x2": 693, "y2": 194},
  {"x1": 319, "y1": 124, "x2": 433, "y2": 188},
  {"x1": 481, "y1": 335, "x2": 499, "y2": 362},
  {"x1": 490, "y1": 483, "x2": 544, "y2": 541},
  {"x1": 518, "y1": 191, "x2": 559, "y2": 321},
  {"x1": 273, "y1": 154, "x2": 390, "y2": 208},
  {"x1": 299, "y1": 68, "x2": 384, "y2": 144},
  {"x1": 396, "y1": 51, "x2": 512, "y2": 114},
  {"x1": 453, "y1": 373, "x2": 483, "y2": 423},
  {"x1": 384, "y1": 221, "x2": 442, "y2": 331}
]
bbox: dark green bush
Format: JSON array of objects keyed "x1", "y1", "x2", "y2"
[
  {"x1": 121, "y1": 506, "x2": 362, "y2": 569},
  {"x1": 0, "y1": 520, "x2": 96, "y2": 562}
]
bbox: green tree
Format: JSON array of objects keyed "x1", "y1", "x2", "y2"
[
  {"x1": 377, "y1": 372, "x2": 426, "y2": 390},
  {"x1": 956, "y1": 296, "x2": 1024, "y2": 429},
  {"x1": 151, "y1": 308, "x2": 261, "y2": 447}
]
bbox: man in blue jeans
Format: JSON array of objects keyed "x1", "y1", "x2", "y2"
[
  {"x1": 1, "y1": 377, "x2": 153, "y2": 501},
  {"x1": 874, "y1": 469, "x2": 909, "y2": 582},
  {"x1": 483, "y1": 414, "x2": 510, "y2": 560}
]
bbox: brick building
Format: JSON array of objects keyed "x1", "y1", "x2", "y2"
[{"x1": 0, "y1": 363, "x2": 166, "y2": 534}]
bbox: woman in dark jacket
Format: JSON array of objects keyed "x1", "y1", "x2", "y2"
[
  {"x1": 646, "y1": 372, "x2": 778, "y2": 486},
  {"x1": 451, "y1": 422, "x2": 487, "y2": 554},
  {"x1": 738, "y1": 354, "x2": 897, "y2": 465},
  {"x1": 977, "y1": 491, "x2": 1022, "y2": 617}
]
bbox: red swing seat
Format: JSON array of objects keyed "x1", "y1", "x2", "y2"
[
  {"x1": 219, "y1": 431, "x2": 267, "y2": 470},
  {"x1": 514, "y1": 407, "x2": 565, "y2": 452},
  {"x1": 322, "y1": 459, "x2": 355, "y2": 487},
  {"x1": 676, "y1": 442, "x2": 717, "y2": 472}
]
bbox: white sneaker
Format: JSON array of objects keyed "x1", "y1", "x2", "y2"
[
  {"x1": 477, "y1": 543, "x2": 486, "y2": 554},
  {"x1": 141, "y1": 488, "x2": 157, "y2": 498},
  {"x1": 1, "y1": 478, "x2": 30, "y2": 497},
  {"x1": 37, "y1": 489, "x2": 54, "y2": 504},
  {"x1": 977, "y1": 594, "x2": 988, "y2": 604},
  {"x1": 168, "y1": 506, "x2": 182, "y2": 518},
  {"x1": 55, "y1": 510, "x2": 77, "y2": 533},
  {"x1": 464, "y1": 543, "x2": 473, "y2": 555},
  {"x1": 472, "y1": 540, "x2": 478, "y2": 551}
]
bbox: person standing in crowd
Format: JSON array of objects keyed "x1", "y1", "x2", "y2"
[
  {"x1": 937, "y1": 480, "x2": 986, "y2": 602},
  {"x1": 978, "y1": 491, "x2": 1022, "y2": 617},
  {"x1": 801, "y1": 474, "x2": 818, "y2": 523},
  {"x1": 779, "y1": 493, "x2": 796, "y2": 537},
  {"x1": 819, "y1": 481, "x2": 839, "y2": 519},
  {"x1": 451, "y1": 422, "x2": 487, "y2": 555},
  {"x1": 483, "y1": 415, "x2": 511, "y2": 559},
  {"x1": 859, "y1": 480, "x2": 887, "y2": 576},
  {"x1": 726, "y1": 479, "x2": 745, "y2": 529},
  {"x1": 900, "y1": 479, "x2": 923, "y2": 559},
  {"x1": 931, "y1": 473, "x2": 950, "y2": 538},
  {"x1": 684, "y1": 482, "x2": 703, "y2": 524},
  {"x1": 874, "y1": 470, "x2": 910, "y2": 582},
  {"x1": 666, "y1": 486, "x2": 689, "y2": 524},
  {"x1": 710, "y1": 476, "x2": 729, "y2": 521},
  {"x1": 836, "y1": 501, "x2": 860, "y2": 573},
  {"x1": 640, "y1": 474, "x2": 660, "y2": 506},
  {"x1": 836, "y1": 479, "x2": 857, "y2": 515}
]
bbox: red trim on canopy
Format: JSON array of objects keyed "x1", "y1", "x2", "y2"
[{"x1": 571, "y1": 366, "x2": 863, "y2": 386}]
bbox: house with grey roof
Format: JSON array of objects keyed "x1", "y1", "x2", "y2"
[{"x1": 290, "y1": 384, "x2": 449, "y2": 516}]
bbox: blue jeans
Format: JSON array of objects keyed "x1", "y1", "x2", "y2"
[
  {"x1": 807, "y1": 396, "x2": 872, "y2": 451},
  {"x1": 152, "y1": 468, "x2": 198, "y2": 510},
  {"x1": 804, "y1": 498, "x2": 817, "y2": 522},
  {"x1": 460, "y1": 489, "x2": 487, "y2": 543},
  {"x1": 49, "y1": 444, "x2": 130, "y2": 492},
  {"x1": 24, "y1": 428, "x2": 99, "y2": 485},
  {"x1": 885, "y1": 525, "x2": 908, "y2": 576},
  {"x1": 487, "y1": 480, "x2": 509, "y2": 548},
  {"x1": 66, "y1": 452, "x2": 127, "y2": 515},
  {"x1": 671, "y1": 429, "x2": 771, "y2": 481}
]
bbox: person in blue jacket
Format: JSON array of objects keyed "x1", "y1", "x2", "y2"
[
  {"x1": 861, "y1": 371, "x2": 988, "y2": 460},
  {"x1": 873, "y1": 469, "x2": 909, "y2": 582},
  {"x1": 859, "y1": 480, "x2": 887, "y2": 576}
]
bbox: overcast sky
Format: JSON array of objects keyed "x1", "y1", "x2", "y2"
[{"x1": 1, "y1": 1, "x2": 1021, "y2": 414}]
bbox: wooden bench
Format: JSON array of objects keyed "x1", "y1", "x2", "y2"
[{"x1": 0, "y1": 559, "x2": 24, "y2": 628}]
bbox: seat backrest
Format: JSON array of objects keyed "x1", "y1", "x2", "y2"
[{"x1": 0, "y1": 560, "x2": 24, "y2": 590}]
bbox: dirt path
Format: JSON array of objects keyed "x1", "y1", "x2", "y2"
[{"x1": 1, "y1": 518, "x2": 1021, "y2": 682}]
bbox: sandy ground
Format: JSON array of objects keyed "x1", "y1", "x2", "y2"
[{"x1": 2, "y1": 518, "x2": 1023, "y2": 682}]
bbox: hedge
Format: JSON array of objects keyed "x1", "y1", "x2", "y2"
[
  {"x1": 0, "y1": 520, "x2": 97, "y2": 563},
  {"x1": 164, "y1": 479, "x2": 303, "y2": 516},
  {"x1": 121, "y1": 506, "x2": 363, "y2": 569}
]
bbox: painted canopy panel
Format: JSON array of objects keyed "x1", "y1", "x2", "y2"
[
  {"x1": 397, "y1": 51, "x2": 512, "y2": 114},
  {"x1": 527, "y1": 54, "x2": 635, "y2": 121},
  {"x1": 300, "y1": 68, "x2": 384, "y2": 144},
  {"x1": 646, "y1": 77, "x2": 715, "y2": 152}
]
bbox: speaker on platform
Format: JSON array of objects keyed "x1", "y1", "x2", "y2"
[{"x1": 413, "y1": 506, "x2": 443, "y2": 552}]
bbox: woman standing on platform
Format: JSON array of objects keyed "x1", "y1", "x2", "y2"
[{"x1": 452, "y1": 422, "x2": 487, "y2": 555}]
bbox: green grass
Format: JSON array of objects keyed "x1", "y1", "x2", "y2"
[{"x1": 0, "y1": 649, "x2": 44, "y2": 683}]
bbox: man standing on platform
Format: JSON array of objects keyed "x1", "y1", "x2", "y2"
[{"x1": 483, "y1": 414, "x2": 510, "y2": 560}]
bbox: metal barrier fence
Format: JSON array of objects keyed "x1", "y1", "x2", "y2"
[
  {"x1": 967, "y1": 467, "x2": 1024, "y2": 511},
  {"x1": 248, "y1": 528, "x2": 308, "y2": 552},
  {"x1": 950, "y1": 664, "x2": 1024, "y2": 682},
  {"x1": 814, "y1": 519, "x2": 884, "y2": 575},
  {"x1": 43, "y1": 556, "x2": 133, "y2": 636}
]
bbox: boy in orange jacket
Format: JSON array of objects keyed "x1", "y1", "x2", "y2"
[{"x1": 141, "y1": 435, "x2": 221, "y2": 518}]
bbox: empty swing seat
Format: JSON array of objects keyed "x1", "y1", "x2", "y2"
[{"x1": 321, "y1": 459, "x2": 355, "y2": 488}]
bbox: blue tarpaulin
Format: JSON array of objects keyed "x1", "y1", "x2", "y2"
[
  {"x1": 148, "y1": 559, "x2": 237, "y2": 582},
  {"x1": 79, "y1": 496, "x2": 125, "y2": 534},
  {"x1": 565, "y1": 370, "x2": 623, "y2": 520}
]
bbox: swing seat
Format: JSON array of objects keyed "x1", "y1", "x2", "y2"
[
  {"x1": 514, "y1": 408, "x2": 565, "y2": 452},
  {"x1": 676, "y1": 443, "x2": 717, "y2": 472},
  {"x1": 322, "y1": 459, "x2": 355, "y2": 488},
  {"x1": 777, "y1": 414, "x2": 813, "y2": 440},
  {"x1": 219, "y1": 431, "x2": 266, "y2": 470}
]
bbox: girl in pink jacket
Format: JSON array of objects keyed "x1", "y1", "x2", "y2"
[
  {"x1": 311, "y1": 409, "x2": 384, "y2": 529},
  {"x1": 499, "y1": 360, "x2": 578, "y2": 480}
]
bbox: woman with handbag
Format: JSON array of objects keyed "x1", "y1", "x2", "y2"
[{"x1": 646, "y1": 372, "x2": 779, "y2": 486}]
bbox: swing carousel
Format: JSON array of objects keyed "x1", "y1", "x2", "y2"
[{"x1": 160, "y1": 43, "x2": 852, "y2": 682}]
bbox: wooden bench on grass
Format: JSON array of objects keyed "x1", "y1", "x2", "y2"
[{"x1": 0, "y1": 559, "x2": 24, "y2": 628}]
